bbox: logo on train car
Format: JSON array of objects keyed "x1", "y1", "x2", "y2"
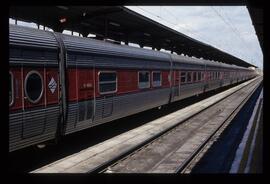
[{"x1": 48, "y1": 77, "x2": 57, "y2": 94}]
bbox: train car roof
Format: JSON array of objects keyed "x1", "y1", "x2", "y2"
[
  {"x1": 9, "y1": 24, "x2": 254, "y2": 72},
  {"x1": 170, "y1": 54, "x2": 205, "y2": 66},
  {"x1": 58, "y1": 30, "x2": 171, "y2": 63},
  {"x1": 10, "y1": 24, "x2": 171, "y2": 63},
  {"x1": 9, "y1": 24, "x2": 59, "y2": 50}
]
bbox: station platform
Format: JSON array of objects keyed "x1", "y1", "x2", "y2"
[{"x1": 230, "y1": 88, "x2": 263, "y2": 173}]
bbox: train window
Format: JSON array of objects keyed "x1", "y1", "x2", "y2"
[
  {"x1": 99, "y1": 71, "x2": 117, "y2": 94},
  {"x1": 180, "y1": 72, "x2": 186, "y2": 83},
  {"x1": 198, "y1": 72, "x2": 201, "y2": 81},
  {"x1": 9, "y1": 72, "x2": 14, "y2": 106},
  {"x1": 201, "y1": 72, "x2": 204, "y2": 81},
  {"x1": 138, "y1": 71, "x2": 150, "y2": 89},
  {"x1": 193, "y1": 72, "x2": 197, "y2": 82},
  {"x1": 187, "y1": 72, "x2": 192, "y2": 83},
  {"x1": 24, "y1": 71, "x2": 43, "y2": 103},
  {"x1": 152, "y1": 71, "x2": 162, "y2": 87}
]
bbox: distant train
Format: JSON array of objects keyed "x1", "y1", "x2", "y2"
[{"x1": 9, "y1": 24, "x2": 256, "y2": 152}]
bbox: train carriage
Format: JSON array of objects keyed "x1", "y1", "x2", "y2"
[
  {"x1": 9, "y1": 24, "x2": 256, "y2": 152},
  {"x1": 60, "y1": 31, "x2": 172, "y2": 135}
]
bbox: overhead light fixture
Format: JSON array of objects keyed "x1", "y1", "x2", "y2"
[
  {"x1": 144, "y1": 33, "x2": 151, "y2": 37},
  {"x1": 109, "y1": 22, "x2": 120, "y2": 27},
  {"x1": 59, "y1": 17, "x2": 67, "y2": 23},
  {"x1": 57, "y1": 6, "x2": 69, "y2": 10}
]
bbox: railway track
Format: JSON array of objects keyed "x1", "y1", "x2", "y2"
[{"x1": 92, "y1": 77, "x2": 263, "y2": 173}]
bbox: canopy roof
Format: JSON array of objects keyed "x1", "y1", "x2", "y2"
[{"x1": 10, "y1": 6, "x2": 258, "y2": 68}]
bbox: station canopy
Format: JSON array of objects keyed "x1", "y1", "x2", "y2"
[
  {"x1": 10, "y1": 6, "x2": 257, "y2": 68},
  {"x1": 247, "y1": 6, "x2": 263, "y2": 53}
]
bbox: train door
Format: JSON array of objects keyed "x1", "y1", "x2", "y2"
[
  {"x1": 98, "y1": 71, "x2": 117, "y2": 118},
  {"x1": 173, "y1": 70, "x2": 180, "y2": 100},
  {"x1": 75, "y1": 66, "x2": 95, "y2": 127}
]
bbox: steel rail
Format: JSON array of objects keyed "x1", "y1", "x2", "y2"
[{"x1": 177, "y1": 79, "x2": 262, "y2": 173}]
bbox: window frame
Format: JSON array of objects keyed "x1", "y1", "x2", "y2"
[
  {"x1": 198, "y1": 71, "x2": 201, "y2": 81},
  {"x1": 201, "y1": 72, "x2": 204, "y2": 81},
  {"x1": 193, "y1": 71, "x2": 197, "y2": 82},
  {"x1": 9, "y1": 71, "x2": 14, "y2": 107},
  {"x1": 98, "y1": 71, "x2": 118, "y2": 95},
  {"x1": 138, "y1": 71, "x2": 150, "y2": 89},
  {"x1": 180, "y1": 71, "x2": 187, "y2": 84},
  {"x1": 186, "y1": 71, "x2": 192, "y2": 83},
  {"x1": 152, "y1": 71, "x2": 162, "y2": 87},
  {"x1": 24, "y1": 70, "x2": 44, "y2": 104}
]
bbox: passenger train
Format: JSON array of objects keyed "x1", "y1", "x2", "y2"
[{"x1": 9, "y1": 24, "x2": 256, "y2": 152}]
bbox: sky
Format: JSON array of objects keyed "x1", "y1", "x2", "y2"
[
  {"x1": 9, "y1": 6, "x2": 263, "y2": 69},
  {"x1": 126, "y1": 6, "x2": 263, "y2": 69}
]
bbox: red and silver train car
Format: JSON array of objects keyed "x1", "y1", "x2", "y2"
[{"x1": 9, "y1": 24, "x2": 256, "y2": 152}]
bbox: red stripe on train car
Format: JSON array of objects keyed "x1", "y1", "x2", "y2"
[{"x1": 9, "y1": 68, "x2": 23, "y2": 111}]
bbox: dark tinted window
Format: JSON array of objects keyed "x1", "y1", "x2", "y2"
[
  {"x1": 181, "y1": 72, "x2": 186, "y2": 83},
  {"x1": 99, "y1": 83, "x2": 116, "y2": 93},
  {"x1": 152, "y1": 72, "x2": 161, "y2": 87},
  {"x1": 139, "y1": 71, "x2": 150, "y2": 89},
  {"x1": 99, "y1": 72, "x2": 117, "y2": 94},
  {"x1": 139, "y1": 72, "x2": 149, "y2": 82},
  {"x1": 198, "y1": 72, "x2": 201, "y2": 81},
  {"x1": 25, "y1": 72, "x2": 43, "y2": 103},
  {"x1": 99, "y1": 72, "x2": 116, "y2": 82},
  {"x1": 187, "y1": 72, "x2": 192, "y2": 82},
  {"x1": 193, "y1": 72, "x2": 197, "y2": 82}
]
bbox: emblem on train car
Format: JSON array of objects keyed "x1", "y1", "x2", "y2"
[{"x1": 48, "y1": 77, "x2": 57, "y2": 94}]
